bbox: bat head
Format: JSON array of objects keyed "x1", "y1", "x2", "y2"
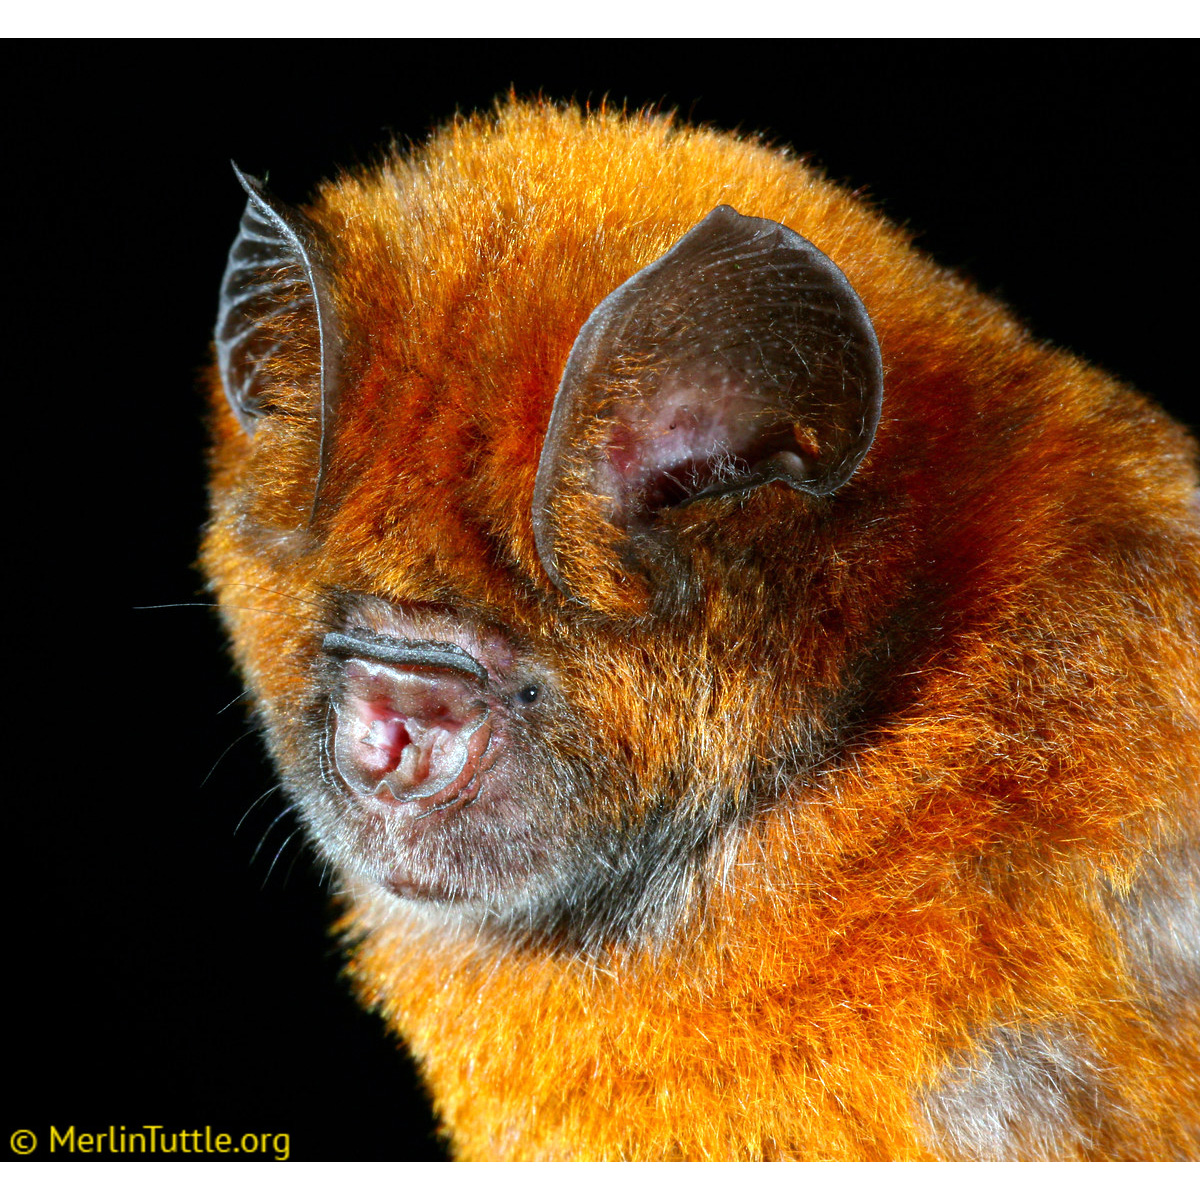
[{"x1": 204, "y1": 105, "x2": 893, "y2": 951}]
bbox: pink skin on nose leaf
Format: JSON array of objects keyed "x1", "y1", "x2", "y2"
[{"x1": 331, "y1": 660, "x2": 495, "y2": 813}]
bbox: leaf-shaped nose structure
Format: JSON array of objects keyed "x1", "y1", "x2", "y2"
[{"x1": 331, "y1": 658, "x2": 493, "y2": 814}]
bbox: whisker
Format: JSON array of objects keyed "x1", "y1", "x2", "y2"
[
  {"x1": 251, "y1": 803, "x2": 297, "y2": 865},
  {"x1": 133, "y1": 601, "x2": 312, "y2": 621},
  {"x1": 280, "y1": 837, "x2": 310, "y2": 889},
  {"x1": 234, "y1": 783, "x2": 283, "y2": 836},
  {"x1": 263, "y1": 830, "x2": 301, "y2": 888},
  {"x1": 200, "y1": 727, "x2": 259, "y2": 789},
  {"x1": 231, "y1": 582, "x2": 325, "y2": 615},
  {"x1": 217, "y1": 686, "x2": 252, "y2": 716},
  {"x1": 133, "y1": 602, "x2": 224, "y2": 610}
]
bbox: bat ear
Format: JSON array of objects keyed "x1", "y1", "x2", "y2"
[
  {"x1": 215, "y1": 165, "x2": 339, "y2": 497},
  {"x1": 531, "y1": 205, "x2": 883, "y2": 609}
]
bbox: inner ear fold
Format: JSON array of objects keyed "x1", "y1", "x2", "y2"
[
  {"x1": 215, "y1": 165, "x2": 339, "y2": 511},
  {"x1": 532, "y1": 205, "x2": 883, "y2": 603}
]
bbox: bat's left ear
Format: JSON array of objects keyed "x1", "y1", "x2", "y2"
[{"x1": 531, "y1": 205, "x2": 883, "y2": 612}]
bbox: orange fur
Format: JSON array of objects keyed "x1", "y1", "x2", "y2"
[{"x1": 203, "y1": 100, "x2": 1200, "y2": 1160}]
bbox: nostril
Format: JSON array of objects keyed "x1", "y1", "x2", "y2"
[{"x1": 359, "y1": 713, "x2": 412, "y2": 775}]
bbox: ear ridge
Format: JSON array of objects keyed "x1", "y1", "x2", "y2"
[
  {"x1": 532, "y1": 205, "x2": 883, "y2": 606},
  {"x1": 215, "y1": 164, "x2": 340, "y2": 516}
]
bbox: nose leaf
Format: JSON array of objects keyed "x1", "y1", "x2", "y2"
[{"x1": 331, "y1": 658, "x2": 493, "y2": 812}]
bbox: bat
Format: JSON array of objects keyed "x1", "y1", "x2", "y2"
[{"x1": 202, "y1": 99, "x2": 1200, "y2": 1160}]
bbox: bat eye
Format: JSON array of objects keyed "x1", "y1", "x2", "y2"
[{"x1": 516, "y1": 684, "x2": 540, "y2": 706}]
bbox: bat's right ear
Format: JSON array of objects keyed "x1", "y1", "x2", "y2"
[
  {"x1": 214, "y1": 165, "x2": 339, "y2": 485},
  {"x1": 531, "y1": 205, "x2": 883, "y2": 615}
]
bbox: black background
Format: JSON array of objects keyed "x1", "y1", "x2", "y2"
[{"x1": 7, "y1": 42, "x2": 1196, "y2": 1162}]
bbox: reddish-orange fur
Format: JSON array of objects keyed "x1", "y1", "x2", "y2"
[{"x1": 203, "y1": 101, "x2": 1200, "y2": 1159}]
